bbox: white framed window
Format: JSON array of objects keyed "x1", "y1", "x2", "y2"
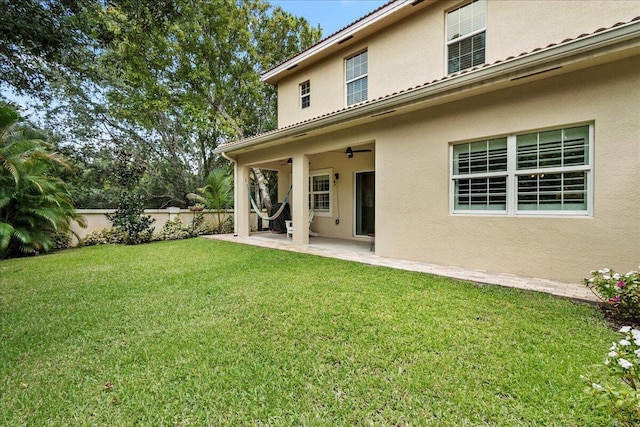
[
  {"x1": 346, "y1": 50, "x2": 368, "y2": 106},
  {"x1": 446, "y1": 0, "x2": 486, "y2": 74},
  {"x1": 309, "y1": 168, "x2": 333, "y2": 216},
  {"x1": 300, "y1": 80, "x2": 310, "y2": 109},
  {"x1": 451, "y1": 124, "x2": 593, "y2": 216},
  {"x1": 452, "y1": 137, "x2": 508, "y2": 211}
]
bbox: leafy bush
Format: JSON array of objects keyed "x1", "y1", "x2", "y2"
[
  {"x1": 153, "y1": 214, "x2": 216, "y2": 242},
  {"x1": 81, "y1": 228, "x2": 127, "y2": 246},
  {"x1": 585, "y1": 268, "x2": 640, "y2": 321},
  {"x1": 154, "y1": 218, "x2": 192, "y2": 241},
  {"x1": 0, "y1": 105, "x2": 86, "y2": 258},
  {"x1": 53, "y1": 232, "x2": 73, "y2": 251},
  {"x1": 106, "y1": 149, "x2": 154, "y2": 245},
  {"x1": 583, "y1": 326, "x2": 640, "y2": 426},
  {"x1": 190, "y1": 213, "x2": 216, "y2": 236},
  {"x1": 106, "y1": 200, "x2": 155, "y2": 244},
  {"x1": 219, "y1": 216, "x2": 234, "y2": 234}
]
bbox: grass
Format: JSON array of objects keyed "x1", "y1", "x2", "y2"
[{"x1": 0, "y1": 238, "x2": 616, "y2": 426}]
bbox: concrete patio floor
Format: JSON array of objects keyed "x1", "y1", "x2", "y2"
[{"x1": 203, "y1": 232, "x2": 597, "y2": 303}]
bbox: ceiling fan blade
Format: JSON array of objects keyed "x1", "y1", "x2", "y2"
[{"x1": 328, "y1": 147, "x2": 372, "y2": 156}]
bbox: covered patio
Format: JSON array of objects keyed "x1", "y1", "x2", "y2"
[
  {"x1": 203, "y1": 233, "x2": 596, "y2": 303},
  {"x1": 228, "y1": 140, "x2": 376, "y2": 248}
]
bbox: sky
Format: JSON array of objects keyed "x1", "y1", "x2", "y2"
[{"x1": 270, "y1": 0, "x2": 389, "y2": 37}]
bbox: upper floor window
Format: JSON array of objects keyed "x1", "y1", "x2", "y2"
[
  {"x1": 451, "y1": 124, "x2": 592, "y2": 215},
  {"x1": 300, "y1": 80, "x2": 310, "y2": 109},
  {"x1": 346, "y1": 50, "x2": 368, "y2": 106},
  {"x1": 447, "y1": 0, "x2": 486, "y2": 74}
]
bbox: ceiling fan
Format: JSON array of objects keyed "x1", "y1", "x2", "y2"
[{"x1": 337, "y1": 147, "x2": 373, "y2": 158}]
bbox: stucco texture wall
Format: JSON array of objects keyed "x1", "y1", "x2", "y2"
[
  {"x1": 275, "y1": 0, "x2": 639, "y2": 128},
  {"x1": 374, "y1": 57, "x2": 640, "y2": 283}
]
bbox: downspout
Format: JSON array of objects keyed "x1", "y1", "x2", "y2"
[{"x1": 220, "y1": 152, "x2": 239, "y2": 237}]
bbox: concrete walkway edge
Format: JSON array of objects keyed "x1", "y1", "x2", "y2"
[{"x1": 203, "y1": 234, "x2": 598, "y2": 303}]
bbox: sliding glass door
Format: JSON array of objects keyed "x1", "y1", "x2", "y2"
[{"x1": 355, "y1": 171, "x2": 375, "y2": 237}]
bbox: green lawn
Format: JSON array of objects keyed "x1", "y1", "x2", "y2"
[{"x1": 0, "y1": 238, "x2": 615, "y2": 426}]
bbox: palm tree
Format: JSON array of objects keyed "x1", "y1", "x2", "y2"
[
  {"x1": 0, "y1": 105, "x2": 86, "y2": 258},
  {"x1": 188, "y1": 168, "x2": 232, "y2": 233}
]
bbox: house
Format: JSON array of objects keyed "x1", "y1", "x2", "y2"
[{"x1": 214, "y1": 0, "x2": 640, "y2": 283}]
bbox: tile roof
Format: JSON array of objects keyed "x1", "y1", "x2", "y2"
[
  {"x1": 219, "y1": 16, "x2": 640, "y2": 152},
  {"x1": 262, "y1": 0, "x2": 397, "y2": 77}
]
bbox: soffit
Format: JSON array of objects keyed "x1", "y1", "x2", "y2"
[{"x1": 261, "y1": 0, "x2": 437, "y2": 86}]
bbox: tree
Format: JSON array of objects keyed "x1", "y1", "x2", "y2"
[
  {"x1": 3, "y1": 1, "x2": 321, "y2": 208},
  {"x1": 43, "y1": 0, "x2": 321, "y2": 208},
  {"x1": 189, "y1": 168, "x2": 233, "y2": 233},
  {"x1": 0, "y1": 104, "x2": 85, "y2": 258},
  {"x1": 55, "y1": 142, "x2": 121, "y2": 208},
  {"x1": 0, "y1": 0, "x2": 181, "y2": 98},
  {"x1": 105, "y1": 148, "x2": 155, "y2": 244}
]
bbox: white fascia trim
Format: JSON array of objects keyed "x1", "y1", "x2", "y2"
[
  {"x1": 260, "y1": 0, "x2": 412, "y2": 83},
  {"x1": 217, "y1": 20, "x2": 640, "y2": 155}
]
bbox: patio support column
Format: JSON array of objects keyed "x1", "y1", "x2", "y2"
[
  {"x1": 291, "y1": 153, "x2": 309, "y2": 246},
  {"x1": 235, "y1": 163, "x2": 251, "y2": 237}
]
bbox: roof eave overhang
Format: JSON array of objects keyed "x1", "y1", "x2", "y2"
[
  {"x1": 261, "y1": 0, "x2": 433, "y2": 86},
  {"x1": 217, "y1": 21, "x2": 640, "y2": 156}
]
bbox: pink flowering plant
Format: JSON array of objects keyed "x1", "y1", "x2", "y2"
[
  {"x1": 583, "y1": 326, "x2": 640, "y2": 426},
  {"x1": 584, "y1": 268, "x2": 640, "y2": 320}
]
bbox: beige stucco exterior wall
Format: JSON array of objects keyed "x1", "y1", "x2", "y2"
[
  {"x1": 275, "y1": 0, "x2": 639, "y2": 128},
  {"x1": 487, "y1": 1, "x2": 640, "y2": 62},
  {"x1": 374, "y1": 57, "x2": 639, "y2": 283},
  {"x1": 243, "y1": 56, "x2": 639, "y2": 283}
]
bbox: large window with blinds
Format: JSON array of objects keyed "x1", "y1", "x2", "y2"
[
  {"x1": 451, "y1": 125, "x2": 592, "y2": 215},
  {"x1": 447, "y1": 0, "x2": 486, "y2": 74},
  {"x1": 453, "y1": 138, "x2": 507, "y2": 210},
  {"x1": 346, "y1": 50, "x2": 368, "y2": 106}
]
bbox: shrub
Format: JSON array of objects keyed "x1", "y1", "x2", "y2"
[
  {"x1": 584, "y1": 268, "x2": 640, "y2": 321},
  {"x1": 53, "y1": 232, "x2": 73, "y2": 251},
  {"x1": 153, "y1": 215, "x2": 217, "y2": 241},
  {"x1": 583, "y1": 326, "x2": 640, "y2": 427},
  {"x1": 154, "y1": 218, "x2": 192, "y2": 241},
  {"x1": 105, "y1": 149, "x2": 154, "y2": 245},
  {"x1": 0, "y1": 105, "x2": 86, "y2": 258},
  {"x1": 106, "y1": 195, "x2": 155, "y2": 245},
  {"x1": 219, "y1": 216, "x2": 234, "y2": 234},
  {"x1": 82, "y1": 228, "x2": 127, "y2": 246},
  {"x1": 189, "y1": 213, "x2": 215, "y2": 236}
]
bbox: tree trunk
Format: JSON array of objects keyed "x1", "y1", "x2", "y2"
[{"x1": 252, "y1": 167, "x2": 272, "y2": 212}]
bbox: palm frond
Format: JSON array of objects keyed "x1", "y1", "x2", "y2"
[{"x1": 0, "y1": 221, "x2": 14, "y2": 252}]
